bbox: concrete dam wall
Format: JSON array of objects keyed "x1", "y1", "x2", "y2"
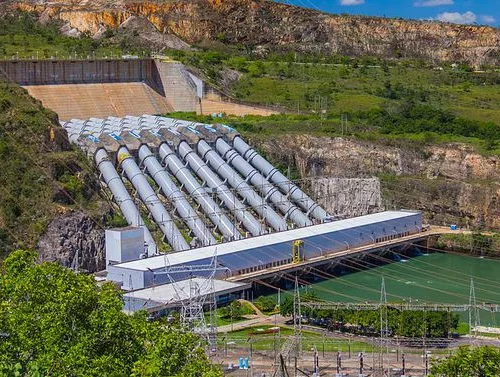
[
  {"x1": 0, "y1": 58, "x2": 279, "y2": 119},
  {"x1": 0, "y1": 59, "x2": 175, "y2": 120},
  {"x1": 0, "y1": 59, "x2": 164, "y2": 94}
]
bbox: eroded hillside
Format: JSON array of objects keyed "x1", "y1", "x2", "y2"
[{"x1": 15, "y1": 0, "x2": 500, "y2": 67}]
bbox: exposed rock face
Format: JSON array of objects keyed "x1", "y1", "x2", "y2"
[
  {"x1": 258, "y1": 135, "x2": 500, "y2": 230},
  {"x1": 37, "y1": 211, "x2": 105, "y2": 272},
  {"x1": 312, "y1": 177, "x2": 382, "y2": 218},
  {"x1": 16, "y1": 0, "x2": 500, "y2": 67}
]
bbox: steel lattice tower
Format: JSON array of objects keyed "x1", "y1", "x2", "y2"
[
  {"x1": 160, "y1": 251, "x2": 226, "y2": 348},
  {"x1": 469, "y1": 277, "x2": 480, "y2": 341}
]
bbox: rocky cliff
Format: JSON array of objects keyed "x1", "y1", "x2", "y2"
[
  {"x1": 37, "y1": 211, "x2": 105, "y2": 272},
  {"x1": 15, "y1": 0, "x2": 500, "y2": 67},
  {"x1": 311, "y1": 178, "x2": 382, "y2": 218},
  {"x1": 258, "y1": 135, "x2": 500, "y2": 230}
]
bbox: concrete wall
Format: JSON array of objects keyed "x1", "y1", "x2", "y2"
[
  {"x1": 0, "y1": 58, "x2": 278, "y2": 116},
  {"x1": 0, "y1": 59, "x2": 165, "y2": 95},
  {"x1": 155, "y1": 61, "x2": 199, "y2": 112}
]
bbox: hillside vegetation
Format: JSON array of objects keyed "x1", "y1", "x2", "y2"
[
  {"x1": 0, "y1": 72, "x2": 109, "y2": 256},
  {"x1": 0, "y1": 11, "x2": 126, "y2": 60},
  {"x1": 172, "y1": 49, "x2": 500, "y2": 153}
]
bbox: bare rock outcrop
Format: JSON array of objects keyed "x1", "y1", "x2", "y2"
[
  {"x1": 313, "y1": 177, "x2": 382, "y2": 218},
  {"x1": 37, "y1": 211, "x2": 105, "y2": 272}
]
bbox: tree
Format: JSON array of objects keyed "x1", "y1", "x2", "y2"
[
  {"x1": 220, "y1": 300, "x2": 245, "y2": 321},
  {"x1": 279, "y1": 297, "x2": 294, "y2": 316},
  {"x1": 430, "y1": 346, "x2": 500, "y2": 376},
  {"x1": 0, "y1": 250, "x2": 222, "y2": 377},
  {"x1": 254, "y1": 296, "x2": 276, "y2": 313}
]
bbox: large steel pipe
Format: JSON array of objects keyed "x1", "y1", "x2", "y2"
[
  {"x1": 138, "y1": 145, "x2": 216, "y2": 247},
  {"x1": 158, "y1": 143, "x2": 241, "y2": 241},
  {"x1": 177, "y1": 141, "x2": 264, "y2": 237},
  {"x1": 94, "y1": 148, "x2": 157, "y2": 256},
  {"x1": 215, "y1": 139, "x2": 313, "y2": 228},
  {"x1": 232, "y1": 136, "x2": 328, "y2": 221},
  {"x1": 117, "y1": 147, "x2": 190, "y2": 252},
  {"x1": 197, "y1": 140, "x2": 288, "y2": 232}
]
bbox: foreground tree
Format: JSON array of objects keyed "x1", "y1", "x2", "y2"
[
  {"x1": 430, "y1": 346, "x2": 500, "y2": 376},
  {"x1": 0, "y1": 250, "x2": 222, "y2": 377}
]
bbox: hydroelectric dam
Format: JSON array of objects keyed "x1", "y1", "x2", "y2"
[{"x1": 61, "y1": 115, "x2": 427, "y2": 315}]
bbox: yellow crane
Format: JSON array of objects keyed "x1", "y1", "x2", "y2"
[{"x1": 292, "y1": 240, "x2": 304, "y2": 264}]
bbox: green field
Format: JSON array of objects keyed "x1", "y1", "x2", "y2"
[
  {"x1": 168, "y1": 50, "x2": 500, "y2": 154},
  {"x1": 218, "y1": 325, "x2": 374, "y2": 352}
]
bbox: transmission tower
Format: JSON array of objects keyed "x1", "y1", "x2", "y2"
[
  {"x1": 378, "y1": 276, "x2": 388, "y2": 376},
  {"x1": 159, "y1": 251, "x2": 226, "y2": 348},
  {"x1": 293, "y1": 275, "x2": 302, "y2": 356},
  {"x1": 469, "y1": 277, "x2": 480, "y2": 341}
]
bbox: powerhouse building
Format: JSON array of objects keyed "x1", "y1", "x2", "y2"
[{"x1": 107, "y1": 210, "x2": 422, "y2": 290}]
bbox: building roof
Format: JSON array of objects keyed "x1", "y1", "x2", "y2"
[
  {"x1": 122, "y1": 278, "x2": 250, "y2": 312},
  {"x1": 114, "y1": 210, "x2": 420, "y2": 272}
]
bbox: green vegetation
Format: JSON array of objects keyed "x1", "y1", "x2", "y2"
[
  {"x1": 436, "y1": 233, "x2": 500, "y2": 258},
  {"x1": 430, "y1": 346, "x2": 500, "y2": 376},
  {"x1": 253, "y1": 295, "x2": 277, "y2": 314},
  {"x1": 0, "y1": 11, "x2": 135, "y2": 60},
  {"x1": 166, "y1": 49, "x2": 500, "y2": 153},
  {"x1": 218, "y1": 300, "x2": 255, "y2": 324},
  {"x1": 279, "y1": 297, "x2": 459, "y2": 338},
  {"x1": 0, "y1": 76, "x2": 112, "y2": 255},
  {"x1": 0, "y1": 250, "x2": 221, "y2": 376}
]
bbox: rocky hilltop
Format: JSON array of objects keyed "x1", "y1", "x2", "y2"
[{"x1": 15, "y1": 0, "x2": 500, "y2": 67}]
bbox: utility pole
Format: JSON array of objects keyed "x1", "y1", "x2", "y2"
[
  {"x1": 336, "y1": 351, "x2": 342, "y2": 377},
  {"x1": 379, "y1": 276, "x2": 388, "y2": 375},
  {"x1": 313, "y1": 348, "x2": 319, "y2": 375},
  {"x1": 401, "y1": 353, "x2": 406, "y2": 377},
  {"x1": 359, "y1": 352, "x2": 364, "y2": 377}
]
